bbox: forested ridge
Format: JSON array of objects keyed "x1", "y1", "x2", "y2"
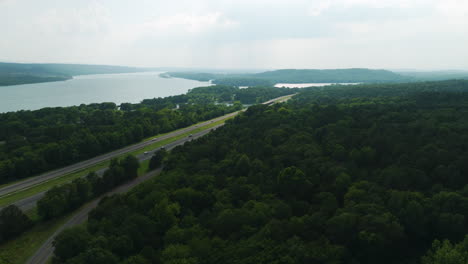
[
  {"x1": 52, "y1": 80, "x2": 468, "y2": 264},
  {"x1": 164, "y1": 68, "x2": 410, "y2": 86},
  {"x1": 0, "y1": 86, "x2": 294, "y2": 184},
  {"x1": 0, "y1": 62, "x2": 148, "y2": 86}
]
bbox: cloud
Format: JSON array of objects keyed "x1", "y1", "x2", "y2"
[
  {"x1": 140, "y1": 12, "x2": 238, "y2": 35},
  {"x1": 308, "y1": 0, "x2": 332, "y2": 16},
  {"x1": 0, "y1": 0, "x2": 467, "y2": 69},
  {"x1": 37, "y1": 2, "x2": 111, "y2": 36}
]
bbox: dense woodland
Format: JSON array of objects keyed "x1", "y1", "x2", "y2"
[
  {"x1": 53, "y1": 80, "x2": 468, "y2": 264},
  {"x1": 0, "y1": 86, "x2": 294, "y2": 184}
]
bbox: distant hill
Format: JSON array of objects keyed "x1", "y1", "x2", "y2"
[
  {"x1": 397, "y1": 70, "x2": 468, "y2": 81},
  {"x1": 0, "y1": 62, "x2": 149, "y2": 86},
  {"x1": 164, "y1": 68, "x2": 411, "y2": 86},
  {"x1": 253, "y1": 69, "x2": 409, "y2": 83}
]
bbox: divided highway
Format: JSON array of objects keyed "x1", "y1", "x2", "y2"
[
  {"x1": 12, "y1": 124, "x2": 223, "y2": 211},
  {"x1": 26, "y1": 126, "x2": 219, "y2": 264},
  {"x1": 25, "y1": 94, "x2": 294, "y2": 264},
  {"x1": 0, "y1": 94, "x2": 293, "y2": 205},
  {"x1": 0, "y1": 111, "x2": 238, "y2": 199}
]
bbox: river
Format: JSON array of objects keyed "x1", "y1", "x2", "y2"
[{"x1": 0, "y1": 72, "x2": 211, "y2": 113}]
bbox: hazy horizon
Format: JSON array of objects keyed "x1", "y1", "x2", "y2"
[{"x1": 1, "y1": 0, "x2": 467, "y2": 70}]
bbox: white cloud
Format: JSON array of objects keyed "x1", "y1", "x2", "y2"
[
  {"x1": 308, "y1": 0, "x2": 332, "y2": 16},
  {"x1": 140, "y1": 12, "x2": 238, "y2": 35},
  {"x1": 0, "y1": 0, "x2": 467, "y2": 69},
  {"x1": 436, "y1": 0, "x2": 468, "y2": 24},
  {"x1": 340, "y1": 0, "x2": 417, "y2": 8},
  {"x1": 37, "y1": 2, "x2": 111, "y2": 36}
]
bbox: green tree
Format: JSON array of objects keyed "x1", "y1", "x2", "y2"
[
  {"x1": 121, "y1": 155, "x2": 140, "y2": 179},
  {"x1": 422, "y1": 236, "x2": 468, "y2": 264},
  {"x1": 0, "y1": 204, "x2": 32, "y2": 242},
  {"x1": 53, "y1": 226, "x2": 91, "y2": 262},
  {"x1": 149, "y1": 149, "x2": 167, "y2": 170},
  {"x1": 277, "y1": 166, "x2": 310, "y2": 199}
]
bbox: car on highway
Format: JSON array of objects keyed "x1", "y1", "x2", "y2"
[
  {"x1": 189, "y1": 134, "x2": 193, "y2": 137},
  {"x1": 144, "y1": 151, "x2": 149, "y2": 155}
]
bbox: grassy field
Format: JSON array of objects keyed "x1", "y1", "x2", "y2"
[{"x1": 0, "y1": 115, "x2": 232, "y2": 207}]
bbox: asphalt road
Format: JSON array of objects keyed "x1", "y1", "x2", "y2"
[
  {"x1": 0, "y1": 94, "x2": 293, "y2": 205},
  {"x1": 0, "y1": 112, "x2": 238, "y2": 199},
  {"x1": 10, "y1": 123, "x2": 223, "y2": 212}
]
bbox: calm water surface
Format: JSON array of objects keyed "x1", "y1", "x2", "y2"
[{"x1": 0, "y1": 72, "x2": 210, "y2": 113}]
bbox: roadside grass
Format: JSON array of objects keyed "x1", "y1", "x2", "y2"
[
  {"x1": 139, "y1": 112, "x2": 237, "y2": 144},
  {"x1": 0, "y1": 213, "x2": 73, "y2": 264},
  {"x1": 133, "y1": 116, "x2": 231, "y2": 156},
  {"x1": 0, "y1": 114, "x2": 233, "y2": 192},
  {"x1": 0, "y1": 97, "x2": 290, "y2": 264},
  {"x1": 138, "y1": 159, "x2": 150, "y2": 175},
  {"x1": 0, "y1": 115, "x2": 232, "y2": 207},
  {"x1": 0, "y1": 157, "x2": 152, "y2": 264},
  {"x1": 0, "y1": 163, "x2": 108, "y2": 207}
]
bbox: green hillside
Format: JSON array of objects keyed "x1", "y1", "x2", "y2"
[
  {"x1": 0, "y1": 62, "x2": 148, "y2": 86},
  {"x1": 254, "y1": 68, "x2": 409, "y2": 83},
  {"x1": 398, "y1": 70, "x2": 468, "y2": 81},
  {"x1": 164, "y1": 68, "x2": 411, "y2": 86}
]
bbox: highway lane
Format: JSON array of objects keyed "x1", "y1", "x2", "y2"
[
  {"x1": 0, "y1": 112, "x2": 238, "y2": 199},
  {"x1": 9, "y1": 124, "x2": 223, "y2": 212}
]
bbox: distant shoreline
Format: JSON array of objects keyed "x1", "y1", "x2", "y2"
[{"x1": 0, "y1": 75, "x2": 72, "y2": 87}]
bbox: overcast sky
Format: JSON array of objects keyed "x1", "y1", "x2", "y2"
[{"x1": 1, "y1": 0, "x2": 467, "y2": 70}]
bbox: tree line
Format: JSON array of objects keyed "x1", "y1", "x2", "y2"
[
  {"x1": 37, "y1": 155, "x2": 139, "y2": 220},
  {"x1": 0, "y1": 85, "x2": 295, "y2": 184},
  {"x1": 52, "y1": 80, "x2": 468, "y2": 264},
  {"x1": 0, "y1": 155, "x2": 140, "y2": 244},
  {"x1": 164, "y1": 68, "x2": 411, "y2": 86}
]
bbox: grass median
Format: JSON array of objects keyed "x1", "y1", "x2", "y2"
[
  {"x1": 0, "y1": 113, "x2": 234, "y2": 192},
  {"x1": 0, "y1": 115, "x2": 232, "y2": 207}
]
